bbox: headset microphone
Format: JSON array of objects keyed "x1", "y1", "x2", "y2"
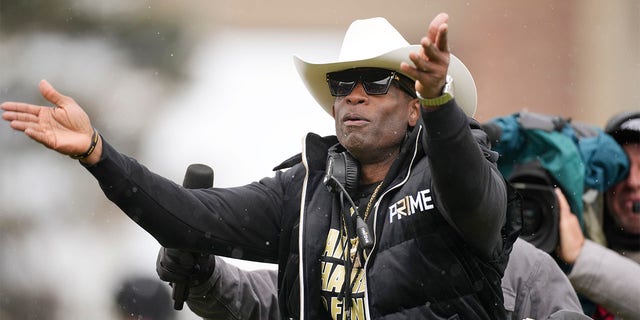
[
  {"x1": 172, "y1": 164, "x2": 214, "y2": 310},
  {"x1": 356, "y1": 215, "x2": 374, "y2": 249}
]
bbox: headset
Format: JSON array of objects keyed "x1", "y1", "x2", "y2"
[
  {"x1": 323, "y1": 145, "x2": 374, "y2": 250},
  {"x1": 323, "y1": 145, "x2": 360, "y2": 194}
]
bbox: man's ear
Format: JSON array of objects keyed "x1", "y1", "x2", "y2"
[
  {"x1": 331, "y1": 105, "x2": 336, "y2": 118},
  {"x1": 408, "y1": 99, "x2": 420, "y2": 126}
]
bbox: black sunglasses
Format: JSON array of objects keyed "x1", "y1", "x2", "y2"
[{"x1": 326, "y1": 68, "x2": 416, "y2": 98}]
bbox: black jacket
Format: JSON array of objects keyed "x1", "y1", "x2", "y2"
[{"x1": 86, "y1": 100, "x2": 519, "y2": 319}]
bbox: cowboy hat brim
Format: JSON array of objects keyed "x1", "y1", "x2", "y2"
[{"x1": 294, "y1": 46, "x2": 477, "y2": 118}]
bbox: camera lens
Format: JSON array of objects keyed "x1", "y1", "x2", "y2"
[
  {"x1": 511, "y1": 182, "x2": 560, "y2": 253},
  {"x1": 521, "y1": 199, "x2": 543, "y2": 236},
  {"x1": 508, "y1": 160, "x2": 561, "y2": 253}
]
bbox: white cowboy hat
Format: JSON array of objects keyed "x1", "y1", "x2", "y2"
[{"x1": 293, "y1": 17, "x2": 477, "y2": 117}]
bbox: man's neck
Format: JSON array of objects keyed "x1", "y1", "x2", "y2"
[{"x1": 359, "y1": 152, "x2": 397, "y2": 185}]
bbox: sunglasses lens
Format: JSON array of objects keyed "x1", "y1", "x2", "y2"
[
  {"x1": 327, "y1": 68, "x2": 395, "y2": 96},
  {"x1": 328, "y1": 79, "x2": 357, "y2": 96},
  {"x1": 361, "y1": 70, "x2": 394, "y2": 95}
]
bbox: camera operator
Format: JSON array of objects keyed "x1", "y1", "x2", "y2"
[
  {"x1": 483, "y1": 110, "x2": 639, "y2": 319},
  {"x1": 556, "y1": 111, "x2": 640, "y2": 320}
]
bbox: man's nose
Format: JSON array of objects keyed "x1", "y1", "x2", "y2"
[
  {"x1": 345, "y1": 82, "x2": 368, "y2": 105},
  {"x1": 627, "y1": 165, "x2": 640, "y2": 189}
]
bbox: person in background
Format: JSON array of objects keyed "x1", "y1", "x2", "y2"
[
  {"x1": 155, "y1": 164, "x2": 598, "y2": 320},
  {"x1": 556, "y1": 111, "x2": 640, "y2": 319},
  {"x1": 115, "y1": 275, "x2": 176, "y2": 320},
  {"x1": 156, "y1": 251, "x2": 279, "y2": 320},
  {"x1": 501, "y1": 238, "x2": 587, "y2": 320},
  {"x1": 2, "y1": 13, "x2": 520, "y2": 319},
  {"x1": 482, "y1": 109, "x2": 638, "y2": 319},
  {"x1": 157, "y1": 237, "x2": 588, "y2": 320}
]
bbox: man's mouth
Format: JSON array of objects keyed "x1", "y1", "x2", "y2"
[{"x1": 343, "y1": 113, "x2": 369, "y2": 126}]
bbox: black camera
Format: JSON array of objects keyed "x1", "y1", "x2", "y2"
[{"x1": 508, "y1": 160, "x2": 559, "y2": 254}]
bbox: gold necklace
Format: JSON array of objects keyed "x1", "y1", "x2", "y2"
[
  {"x1": 348, "y1": 181, "x2": 383, "y2": 268},
  {"x1": 363, "y1": 181, "x2": 384, "y2": 221}
]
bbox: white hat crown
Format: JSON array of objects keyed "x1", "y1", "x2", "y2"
[{"x1": 338, "y1": 18, "x2": 411, "y2": 62}]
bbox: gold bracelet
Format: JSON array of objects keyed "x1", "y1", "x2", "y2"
[{"x1": 70, "y1": 128, "x2": 99, "y2": 160}]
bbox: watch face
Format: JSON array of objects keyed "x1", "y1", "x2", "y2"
[{"x1": 444, "y1": 74, "x2": 454, "y2": 97}]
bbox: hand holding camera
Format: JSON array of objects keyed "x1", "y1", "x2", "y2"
[{"x1": 555, "y1": 188, "x2": 585, "y2": 264}]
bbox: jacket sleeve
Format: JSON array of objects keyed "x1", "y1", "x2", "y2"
[
  {"x1": 568, "y1": 239, "x2": 640, "y2": 318},
  {"x1": 187, "y1": 257, "x2": 280, "y2": 320},
  {"x1": 502, "y1": 239, "x2": 584, "y2": 320},
  {"x1": 83, "y1": 139, "x2": 287, "y2": 262},
  {"x1": 422, "y1": 100, "x2": 507, "y2": 259}
]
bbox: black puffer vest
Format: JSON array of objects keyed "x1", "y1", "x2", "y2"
[{"x1": 275, "y1": 123, "x2": 520, "y2": 319}]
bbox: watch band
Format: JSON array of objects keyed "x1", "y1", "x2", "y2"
[{"x1": 418, "y1": 92, "x2": 453, "y2": 106}]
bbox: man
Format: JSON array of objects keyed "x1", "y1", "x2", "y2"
[
  {"x1": 1, "y1": 13, "x2": 519, "y2": 319},
  {"x1": 603, "y1": 111, "x2": 640, "y2": 260},
  {"x1": 556, "y1": 111, "x2": 640, "y2": 319}
]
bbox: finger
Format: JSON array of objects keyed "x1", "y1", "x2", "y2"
[
  {"x1": 2, "y1": 110, "x2": 40, "y2": 123},
  {"x1": 421, "y1": 37, "x2": 442, "y2": 62},
  {"x1": 400, "y1": 61, "x2": 420, "y2": 80},
  {"x1": 1, "y1": 101, "x2": 44, "y2": 116},
  {"x1": 435, "y1": 23, "x2": 449, "y2": 52},
  {"x1": 401, "y1": 53, "x2": 425, "y2": 75},
  {"x1": 39, "y1": 79, "x2": 70, "y2": 107},
  {"x1": 24, "y1": 126, "x2": 48, "y2": 143},
  {"x1": 408, "y1": 50, "x2": 433, "y2": 72},
  {"x1": 427, "y1": 13, "x2": 449, "y2": 42},
  {"x1": 9, "y1": 118, "x2": 41, "y2": 133},
  {"x1": 399, "y1": 62, "x2": 421, "y2": 93},
  {"x1": 555, "y1": 188, "x2": 571, "y2": 218}
]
